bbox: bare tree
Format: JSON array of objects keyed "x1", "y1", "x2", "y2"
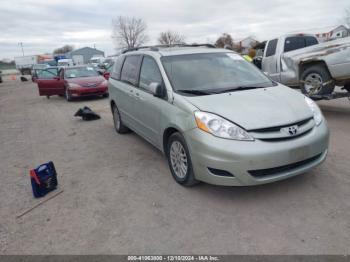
[
  {"x1": 215, "y1": 33, "x2": 235, "y2": 48},
  {"x1": 158, "y1": 31, "x2": 185, "y2": 45},
  {"x1": 53, "y1": 45, "x2": 74, "y2": 54},
  {"x1": 112, "y1": 16, "x2": 148, "y2": 49}
]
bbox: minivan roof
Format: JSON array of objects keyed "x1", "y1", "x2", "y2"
[{"x1": 123, "y1": 46, "x2": 234, "y2": 57}]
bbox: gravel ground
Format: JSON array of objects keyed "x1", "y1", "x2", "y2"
[{"x1": 0, "y1": 79, "x2": 349, "y2": 255}]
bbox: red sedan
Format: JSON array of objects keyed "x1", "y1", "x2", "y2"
[{"x1": 36, "y1": 66, "x2": 108, "y2": 101}]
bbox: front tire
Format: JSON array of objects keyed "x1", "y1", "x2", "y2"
[
  {"x1": 65, "y1": 88, "x2": 72, "y2": 102},
  {"x1": 300, "y1": 65, "x2": 335, "y2": 96},
  {"x1": 112, "y1": 104, "x2": 129, "y2": 134},
  {"x1": 166, "y1": 132, "x2": 199, "y2": 186}
]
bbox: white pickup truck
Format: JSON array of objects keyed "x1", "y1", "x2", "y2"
[{"x1": 260, "y1": 34, "x2": 350, "y2": 98}]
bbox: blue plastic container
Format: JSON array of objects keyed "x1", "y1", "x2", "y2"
[{"x1": 30, "y1": 161, "x2": 58, "y2": 198}]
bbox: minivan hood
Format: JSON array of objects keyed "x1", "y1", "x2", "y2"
[{"x1": 183, "y1": 85, "x2": 313, "y2": 130}]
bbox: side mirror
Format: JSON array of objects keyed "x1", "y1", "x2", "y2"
[
  {"x1": 53, "y1": 76, "x2": 60, "y2": 81},
  {"x1": 148, "y1": 82, "x2": 166, "y2": 98},
  {"x1": 103, "y1": 72, "x2": 110, "y2": 80}
]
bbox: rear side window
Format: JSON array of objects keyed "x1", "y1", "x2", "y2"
[
  {"x1": 120, "y1": 55, "x2": 142, "y2": 86},
  {"x1": 265, "y1": 39, "x2": 278, "y2": 57},
  {"x1": 284, "y1": 37, "x2": 305, "y2": 52},
  {"x1": 305, "y1": 36, "x2": 318, "y2": 47},
  {"x1": 111, "y1": 56, "x2": 125, "y2": 80},
  {"x1": 139, "y1": 56, "x2": 163, "y2": 90}
]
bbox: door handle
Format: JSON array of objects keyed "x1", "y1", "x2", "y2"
[
  {"x1": 127, "y1": 89, "x2": 134, "y2": 97},
  {"x1": 134, "y1": 92, "x2": 144, "y2": 100}
]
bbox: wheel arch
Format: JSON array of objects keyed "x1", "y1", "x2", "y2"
[
  {"x1": 163, "y1": 127, "x2": 181, "y2": 155},
  {"x1": 110, "y1": 100, "x2": 116, "y2": 113},
  {"x1": 299, "y1": 60, "x2": 332, "y2": 79}
]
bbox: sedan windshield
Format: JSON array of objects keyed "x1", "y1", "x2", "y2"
[
  {"x1": 161, "y1": 52, "x2": 274, "y2": 94},
  {"x1": 64, "y1": 67, "x2": 99, "y2": 78}
]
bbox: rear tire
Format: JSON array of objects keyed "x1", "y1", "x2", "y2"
[
  {"x1": 112, "y1": 104, "x2": 129, "y2": 134},
  {"x1": 166, "y1": 132, "x2": 199, "y2": 187},
  {"x1": 300, "y1": 65, "x2": 335, "y2": 96}
]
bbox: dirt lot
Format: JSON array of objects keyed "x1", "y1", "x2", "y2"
[{"x1": 0, "y1": 78, "x2": 349, "y2": 255}]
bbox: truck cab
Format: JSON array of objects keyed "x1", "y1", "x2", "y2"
[
  {"x1": 262, "y1": 34, "x2": 318, "y2": 85},
  {"x1": 261, "y1": 34, "x2": 350, "y2": 97}
]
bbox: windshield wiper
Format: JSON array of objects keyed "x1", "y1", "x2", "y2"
[
  {"x1": 177, "y1": 89, "x2": 214, "y2": 96},
  {"x1": 217, "y1": 86, "x2": 266, "y2": 93}
]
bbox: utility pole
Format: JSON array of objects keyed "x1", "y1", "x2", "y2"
[{"x1": 18, "y1": 42, "x2": 24, "y2": 56}]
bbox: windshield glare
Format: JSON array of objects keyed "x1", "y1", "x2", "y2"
[
  {"x1": 64, "y1": 67, "x2": 99, "y2": 78},
  {"x1": 161, "y1": 52, "x2": 274, "y2": 93}
]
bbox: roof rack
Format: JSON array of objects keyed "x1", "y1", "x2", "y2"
[{"x1": 121, "y1": 43, "x2": 216, "y2": 54}]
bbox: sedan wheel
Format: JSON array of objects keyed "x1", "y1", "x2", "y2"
[{"x1": 65, "y1": 88, "x2": 72, "y2": 101}]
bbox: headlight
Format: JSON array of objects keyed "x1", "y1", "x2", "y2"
[
  {"x1": 304, "y1": 96, "x2": 323, "y2": 126},
  {"x1": 68, "y1": 83, "x2": 81, "y2": 88},
  {"x1": 194, "y1": 111, "x2": 254, "y2": 141}
]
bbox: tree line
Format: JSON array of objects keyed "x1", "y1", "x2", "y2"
[
  {"x1": 52, "y1": 7, "x2": 350, "y2": 55},
  {"x1": 111, "y1": 16, "x2": 251, "y2": 51}
]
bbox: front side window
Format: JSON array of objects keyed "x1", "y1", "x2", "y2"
[
  {"x1": 37, "y1": 68, "x2": 58, "y2": 79},
  {"x1": 120, "y1": 55, "x2": 142, "y2": 86},
  {"x1": 161, "y1": 52, "x2": 274, "y2": 94},
  {"x1": 64, "y1": 67, "x2": 99, "y2": 78},
  {"x1": 139, "y1": 56, "x2": 163, "y2": 90},
  {"x1": 265, "y1": 39, "x2": 278, "y2": 57}
]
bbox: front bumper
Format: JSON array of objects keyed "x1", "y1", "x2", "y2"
[
  {"x1": 69, "y1": 86, "x2": 108, "y2": 97},
  {"x1": 184, "y1": 121, "x2": 329, "y2": 186}
]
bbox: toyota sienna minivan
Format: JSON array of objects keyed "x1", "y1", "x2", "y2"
[{"x1": 108, "y1": 45, "x2": 329, "y2": 186}]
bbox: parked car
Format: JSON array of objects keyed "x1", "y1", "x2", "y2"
[
  {"x1": 0, "y1": 70, "x2": 2, "y2": 83},
  {"x1": 36, "y1": 66, "x2": 108, "y2": 101},
  {"x1": 261, "y1": 34, "x2": 350, "y2": 96},
  {"x1": 108, "y1": 45, "x2": 329, "y2": 186}
]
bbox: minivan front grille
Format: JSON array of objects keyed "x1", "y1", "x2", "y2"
[
  {"x1": 248, "y1": 117, "x2": 315, "y2": 141},
  {"x1": 249, "y1": 117, "x2": 313, "y2": 133},
  {"x1": 248, "y1": 153, "x2": 322, "y2": 178},
  {"x1": 259, "y1": 129, "x2": 313, "y2": 142}
]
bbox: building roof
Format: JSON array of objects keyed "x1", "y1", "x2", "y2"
[{"x1": 67, "y1": 47, "x2": 104, "y2": 55}]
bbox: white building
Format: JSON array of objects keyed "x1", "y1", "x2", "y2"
[{"x1": 314, "y1": 25, "x2": 349, "y2": 42}]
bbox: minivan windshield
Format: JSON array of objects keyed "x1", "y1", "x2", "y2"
[{"x1": 161, "y1": 52, "x2": 275, "y2": 94}]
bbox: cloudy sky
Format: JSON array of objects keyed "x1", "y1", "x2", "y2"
[{"x1": 0, "y1": 0, "x2": 349, "y2": 60}]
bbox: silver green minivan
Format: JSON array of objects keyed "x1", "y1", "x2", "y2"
[{"x1": 108, "y1": 46, "x2": 329, "y2": 186}]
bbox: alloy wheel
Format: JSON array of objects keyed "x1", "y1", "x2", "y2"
[{"x1": 170, "y1": 141, "x2": 188, "y2": 179}]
